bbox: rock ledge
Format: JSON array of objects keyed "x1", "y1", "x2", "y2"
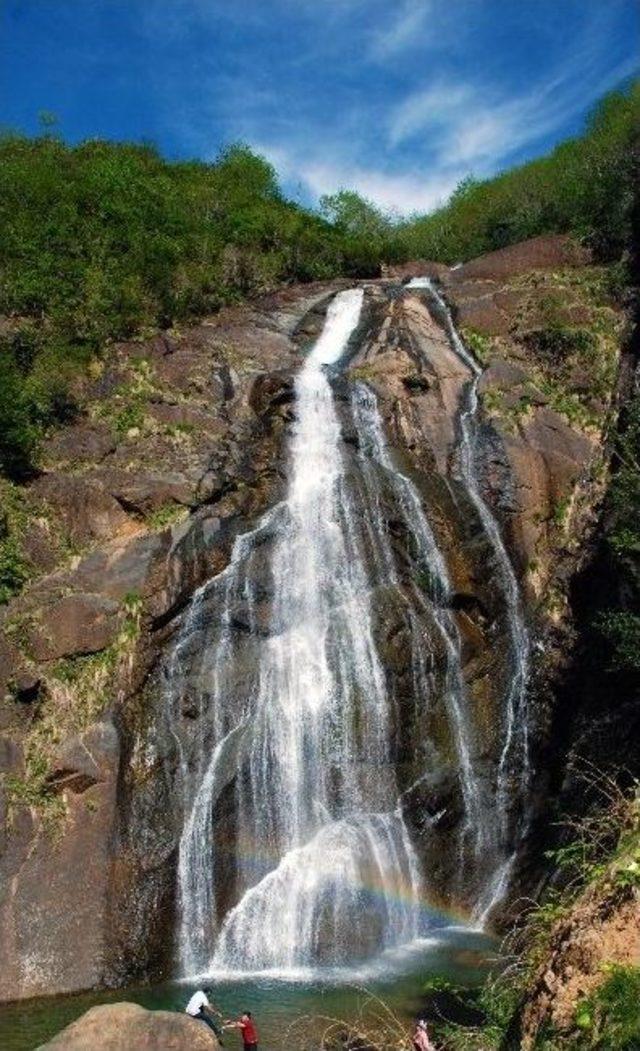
[{"x1": 36, "y1": 1001, "x2": 219, "y2": 1050}]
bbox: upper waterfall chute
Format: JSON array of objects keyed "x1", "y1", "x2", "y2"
[{"x1": 307, "y1": 288, "x2": 363, "y2": 366}]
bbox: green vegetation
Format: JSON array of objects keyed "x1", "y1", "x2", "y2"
[
  {"x1": 593, "y1": 391, "x2": 640, "y2": 675},
  {"x1": 0, "y1": 83, "x2": 637, "y2": 481},
  {"x1": 460, "y1": 328, "x2": 493, "y2": 365},
  {"x1": 0, "y1": 482, "x2": 34, "y2": 604},
  {"x1": 398, "y1": 82, "x2": 640, "y2": 264},
  {"x1": 2, "y1": 591, "x2": 143, "y2": 826},
  {"x1": 431, "y1": 782, "x2": 640, "y2": 1050},
  {"x1": 574, "y1": 964, "x2": 640, "y2": 1048},
  {"x1": 146, "y1": 502, "x2": 189, "y2": 532},
  {"x1": 0, "y1": 82, "x2": 637, "y2": 481},
  {"x1": 0, "y1": 139, "x2": 366, "y2": 479}
]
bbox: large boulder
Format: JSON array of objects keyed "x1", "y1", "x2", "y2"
[
  {"x1": 36, "y1": 1002, "x2": 219, "y2": 1050},
  {"x1": 27, "y1": 592, "x2": 122, "y2": 662},
  {"x1": 30, "y1": 473, "x2": 136, "y2": 545},
  {"x1": 0, "y1": 719, "x2": 120, "y2": 1001}
]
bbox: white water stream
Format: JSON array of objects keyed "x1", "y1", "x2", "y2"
[
  {"x1": 167, "y1": 282, "x2": 530, "y2": 977},
  {"x1": 407, "y1": 279, "x2": 530, "y2": 810}
]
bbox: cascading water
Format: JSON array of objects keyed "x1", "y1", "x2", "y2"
[
  {"x1": 168, "y1": 290, "x2": 427, "y2": 977},
  {"x1": 350, "y1": 384, "x2": 493, "y2": 856},
  {"x1": 406, "y1": 277, "x2": 530, "y2": 917},
  {"x1": 406, "y1": 279, "x2": 530, "y2": 804},
  {"x1": 166, "y1": 281, "x2": 531, "y2": 978}
]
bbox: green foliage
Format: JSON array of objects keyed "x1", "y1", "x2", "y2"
[
  {"x1": 146, "y1": 502, "x2": 189, "y2": 531},
  {"x1": 592, "y1": 391, "x2": 640, "y2": 674},
  {"x1": 595, "y1": 612, "x2": 640, "y2": 671},
  {"x1": 607, "y1": 393, "x2": 640, "y2": 555},
  {"x1": 320, "y1": 189, "x2": 401, "y2": 274},
  {"x1": 114, "y1": 401, "x2": 145, "y2": 436},
  {"x1": 0, "y1": 135, "x2": 347, "y2": 478},
  {"x1": 398, "y1": 82, "x2": 640, "y2": 264},
  {"x1": 574, "y1": 965, "x2": 640, "y2": 1049},
  {"x1": 0, "y1": 350, "x2": 40, "y2": 477},
  {"x1": 437, "y1": 784, "x2": 640, "y2": 1050},
  {"x1": 460, "y1": 327, "x2": 493, "y2": 365},
  {"x1": 0, "y1": 81, "x2": 636, "y2": 482},
  {"x1": 0, "y1": 482, "x2": 34, "y2": 604},
  {"x1": 552, "y1": 496, "x2": 571, "y2": 528},
  {"x1": 0, "y1": 533, "x2": 29, "y2": 605},
  {"x1": 523, "y1": 326, "x2": 596, "y2": 362}
]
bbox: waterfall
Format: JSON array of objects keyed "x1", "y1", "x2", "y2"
[
  {"x1": 350, "y1": 384, "x2": 493, "y2": 854},
  {"x1": 166, "y1": 281, "x2": 530, "y2": 978},
  {"x1": 169, "y1": 290, "x2": 426, "y2": 977},
  {"x1": 406, "y1": 278, "x2": 530, "y2": 817}
]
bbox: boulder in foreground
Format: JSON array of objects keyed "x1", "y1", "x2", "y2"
[{"x1": 36, "y1": 1002, "x2": 219, "y2": 1050}]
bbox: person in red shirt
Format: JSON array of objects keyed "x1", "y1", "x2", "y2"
[{"x1": 225, "y1": 1010, "x2": 259, "y2": 1051}]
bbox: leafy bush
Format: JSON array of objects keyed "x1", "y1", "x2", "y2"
[
  {"x1": 595, "y1": 612, "x2": 640, "y2": 671},
  {"x1": 523, "y1": 327, "x2": 596, "y2": 362},
  {"x1": 0, "y1": 531, "x2": 30, "y2": 605}
]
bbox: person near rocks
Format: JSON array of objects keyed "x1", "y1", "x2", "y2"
[
  {"x1": 185, "y1": 987, "x2": 224, "y2": 1039},
  {"x1": 225, "y1": 1009, "x2": 259, "y2": 1051},
  {"x1": 412, "y1": 1019, "x2": 435, "y2": 1051}
]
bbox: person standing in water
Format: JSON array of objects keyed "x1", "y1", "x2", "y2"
[
  {"x1": 186, "y1": 987, "x2": 224, "y2": 1040},
  {"x1": 225, "y1": 1010, "x2": 259, "y2": 1051}
]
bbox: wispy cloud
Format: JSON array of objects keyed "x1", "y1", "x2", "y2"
[
  {"x1": 387, "y1": 17, "x2": 639, "y2": 175},
  {"x1": 256, "y1": 143, "x2": 461, "y2": 216},
  {"x1": 137, "y1": 0, "x2": 638, "y2": 215},
  {"x1": 369, "y1": 1, "x2": 432, "y2": 60}
]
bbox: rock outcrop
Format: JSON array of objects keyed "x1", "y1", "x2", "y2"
[
  {"x1": 36, "y1": 1002, "x2": 218, "y2": 1050},
  {"x1": 0, "y1": 236, "x2": 627, "y2": 1000},
  {"x1": 0, "y1": 280, "x2": 346, "y2": 1000}
]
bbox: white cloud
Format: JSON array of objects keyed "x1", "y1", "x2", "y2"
[
  {"x1": 369, "y1": 2, "x2": 432, "y2": 60},
  {"x1": 388, "y1": 48, "x2": 639, "y2": 173},
  {"x1": 157, "y1": 0, "x2": 638, "y2": 218},
  {"x1": 388, "y1": 82, "x2": 474, "y2": 148},
  {"x1": 256, "y1": 143, "x2": 461, "y2": 215}
]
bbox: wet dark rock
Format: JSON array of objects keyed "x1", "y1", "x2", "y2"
[
  {"x1": 402, "y1": 372, "x2": 431, "y2": 392},
  {"x1": 249, "y1": 371, "x2": 295, "y2": 416}
]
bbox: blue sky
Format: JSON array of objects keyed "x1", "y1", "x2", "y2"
[{"x1": 1, "y1": 1, "x2": 638, "y2": 215}]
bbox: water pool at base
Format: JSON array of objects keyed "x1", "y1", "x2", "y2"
[{"x1": 0, "y1": 927, "x2": 495, "y2": 1051}]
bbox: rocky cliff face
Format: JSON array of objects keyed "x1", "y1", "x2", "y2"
[
  {"x1": 0, "y1": 281, "x2": 346, "y2": 999},
  {"x1": 0, "y1": 236, "x2": 627, "y2": 1001}
]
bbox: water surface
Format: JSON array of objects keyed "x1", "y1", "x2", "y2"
[{"x1": 0, "y1": 928, "x2": 494, "y2": 1051}]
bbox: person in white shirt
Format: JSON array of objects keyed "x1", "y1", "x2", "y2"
[{"x1": 185, "y1": 987, "x2": 223, "y2": 1039}]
